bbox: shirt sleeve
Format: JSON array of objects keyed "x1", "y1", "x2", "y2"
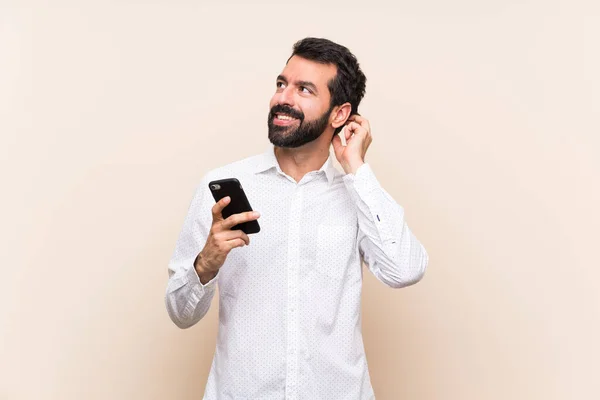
[
  {"x1": 342, "y1": 163, "x2": 429, "y2": 288},
  {"x1": 165, "y1": 175, "x2": 219, "y2": 328}
]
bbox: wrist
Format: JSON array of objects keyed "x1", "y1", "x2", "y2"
[
  {"x1": 344, "y1": 158, "x2": 365, "y2": 175},
  {"x1": 194, "y1": 252, "x2": 211, "y2": 276},
  {"x1": 195, "y1": 254, "x2": 217, "y2": 284}
]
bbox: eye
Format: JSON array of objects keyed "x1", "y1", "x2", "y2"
[
  {"x1": 276, "y1": 81, "x2": 286, "y2": 90},
  {"x1": 300, "y1": 86, "x2": 312, "y2": 94}
]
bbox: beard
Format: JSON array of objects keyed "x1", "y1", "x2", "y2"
[{"x1": 267, "y1": 104, "x2": 333, "y2": 148}]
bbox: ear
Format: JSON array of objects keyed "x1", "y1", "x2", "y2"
[{"x1": 330, "y1": 102, "x2": 352, "y2": 129}]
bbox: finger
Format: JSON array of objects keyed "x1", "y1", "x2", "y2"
[
  {"x1": 344, "y1": 121, "x2": 364, "y2": 138},
  {"x1": 219, "y1": 229, "x2": 251, "y2": 245},
  {"x1": 211, "y1": 196, "x2": 231, "y2": 221},
  {"x1": 347, "y1": 114, "x2": 370, "y2": 132},
  {"x1": 347, "y1": 114, "x2": 370, "y2": 131},
  {"x1": 221, "y1": 210, "x2": 261, "y2": 230},
  {"x1": 224, "y1": 238, "x2": 247, "y2": 251},
  {"x1": 240, "y1": 231, "x2": 250, "y2": 246},
  {"x1": 338, "y1": 126, "x2": 349, "y2": 146},
  {"x1": 332, "y1": 133, "x2": 343, "y2": 150},
  {"x1": 331, "y1": 134, "x2": 344, "y2": 157}
]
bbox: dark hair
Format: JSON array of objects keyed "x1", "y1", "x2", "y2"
[{"x1": 287, "y1": 37, "x2": 367, "y2": 134}]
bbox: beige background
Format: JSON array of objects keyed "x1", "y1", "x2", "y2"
[{"x1": 1, "y1": 1, "x2": 599, "y2": 399}]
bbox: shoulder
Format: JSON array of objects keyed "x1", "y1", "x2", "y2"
[{"x1": 200, "y1": 152, "x2": 264, "y2": 184}]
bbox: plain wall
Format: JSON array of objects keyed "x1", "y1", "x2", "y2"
[{"x1": 1, "y1": 1, "x2": 599, "y2": 399}]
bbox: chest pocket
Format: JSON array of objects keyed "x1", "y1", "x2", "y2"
[{"x1": 315, "y1": 224, "x2": 358, "y2": 281}]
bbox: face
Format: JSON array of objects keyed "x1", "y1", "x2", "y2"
[{"x1": 268, "y1": 56, "x2": 337, "y2": 148}]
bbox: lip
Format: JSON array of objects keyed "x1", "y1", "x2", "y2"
[{"x1": 272, "y1": 115, "x2": 300, "y2": 126}]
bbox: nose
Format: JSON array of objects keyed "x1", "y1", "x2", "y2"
[{"x1": 277, "y1": 85, "x2": 295, "y2": 107}]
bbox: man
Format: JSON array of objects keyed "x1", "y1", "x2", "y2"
[{"x1": 165, "y1": 37, "x2": 428, "y2": 400}]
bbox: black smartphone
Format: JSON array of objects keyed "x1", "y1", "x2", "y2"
[{"x1": 208, "y1": 178, "x2": 260, "y2": 234}]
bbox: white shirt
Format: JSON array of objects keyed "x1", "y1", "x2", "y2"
[{"x1": 165, "y1": 145, "x2": 429, "y2": 400}]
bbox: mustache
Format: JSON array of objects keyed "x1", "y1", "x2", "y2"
[{"x1": 269, "y1": 104, "x2": 304, "y2": 121}]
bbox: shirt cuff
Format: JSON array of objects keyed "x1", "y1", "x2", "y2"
[
  {"x1": 342, "y1": 163, "x2": 381, "y2": 200},
  {"x1": 186, "y1": 262, "x2": 219, "y2": 292}
]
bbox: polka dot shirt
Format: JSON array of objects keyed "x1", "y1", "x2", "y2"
[{"x1": 165, "y1": 145, "x2": 429, "y2": 400}]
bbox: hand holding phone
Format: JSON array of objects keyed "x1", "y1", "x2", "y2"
[
  {"x1": 208, "y1": 178, "x2": 260, "y2": 234},
  {"x1": 194, "y1": 179, "x2": 261, "y2": 282}
]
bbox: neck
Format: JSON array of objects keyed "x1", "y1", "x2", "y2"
[{"x1": 273, "y1": 139, "x2": 331, "y2": 183}]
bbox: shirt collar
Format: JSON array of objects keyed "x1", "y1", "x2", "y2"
[{"x1": 253, "y1": 145, "x2": 336, "y2": 186}]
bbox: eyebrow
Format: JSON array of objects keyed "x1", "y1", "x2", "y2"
[{"x1": 277, "y1": 75, "x2": 319, "y2": 94}]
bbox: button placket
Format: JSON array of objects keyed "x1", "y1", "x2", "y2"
[{"x1": 285, "y1": 185, "x2": 302, "y2": 400}]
